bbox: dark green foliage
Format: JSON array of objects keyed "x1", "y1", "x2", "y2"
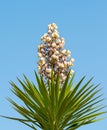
[{"x1": 2, "y1": 72, "x2": 106, "y2": 130}]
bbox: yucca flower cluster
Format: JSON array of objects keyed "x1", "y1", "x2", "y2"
[{"x1": 37, "y1": 23, "x2": 74, "y2": 83}]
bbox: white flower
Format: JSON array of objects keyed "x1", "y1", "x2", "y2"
[
  {"x1": 60, "y1": 73, "x2": 64, "y2": 77},
  {"x1": 62, "y1": 56, "x2": 66, "y2": 61},
  {"x1": 70, "y1": 69, "x2": 74, "y2": 74},
  {"x1": 40, "y1": 44, "x2": 43, "y2": 47},
  {"x1": 38, "y1": 46, "x2": 41, "y2": 51},
  {"x1": 40, "y1": 48, "x2": 45, "y2": 53},
  {"x1": 49, "y1": 57, "x2": 52, "y2": 61},
  {"x1": 44, "y1": 63, "x2": 47, "y2": 68},
  {"x1": 70, "y1": 58, "x2": 75, "y2": 62},
  {"x1": 44, "y1": 33, "x2": 49, "y2": 37},
  {"x1": 68, "y1": 61, "x2": 73, "y2": 66},
  {"x1": 61, "y1": 38, "x2": 65, "y2": 44},
  {"x1": 54, "y1": 50, "x2": 59, "y2": 55},
  {"x1": 56, "y1": 39, "x2": 61, "y2": 44},
  {"x1": 38, "y1": 66, "x2": 41, "y2": 71},
  {"x1": 66, "y1": 50, "x2": 71, "y2": 57},
  {"x1": 52, "y1": 23, "x2": 58, "y2": 30},
  {"x1": 38, "y1": 52, "x2": 42, "y2": 58},
  {"x1": 47, "y1": 43, "x2": 51, "y2": 47},
  {"x1": 41, "y1": 36, "x2": 43, "y2": 40},
  {"x1": 52, "y1": 31, "x2": 59, "y2": 39},
  {"x1": 41, "y1": 38, "x2": 46, "y2": 42},
  {"x1": 47, "y1": 74, "x2": 51, "y2": 78},
  {"x1": 61, "y1": 49, "x2": 66, "y2": 54},
  {"x1": 40, "y1": 57, "x2": 44, "y2": 60},
  {"x1": 59, "y1": 63, "x2": 64, "y2": 68},
  {"x1": 52, "y1": 54, "x2": 59, "y2": 60},
  {"x1": 41, "y1": 33, "x2": 50, "y2": 42},
  {"x1": 52, "y1": 42, "x2": 56, "y2": 48},
  {"x1": 64, "y1": 61, "x2": 68, "y2": 67},
  {"x1": 48, "y1": 23, "x2": 58, "y2": 31},
  {"x1": 48, "y1": 24, "x2": 53, "y2": 30},
  {"x1": 62, "y1": 76, "x2": 67, "y2": 81},
  {"x1": 46, "y1": 68, "x2": 52, "y2": 73},
  {"x1": 48, "y1": 29, "x2": 52, "y2": 34},
  {"x1": 38, "y1": 44, "x2": 43, "y2": 50},
  {"x1": 59, "y1": 43, "x2": 64, "y2": 48},
  {"x1": 40, "y1": 57, "x2": 45, "y2": 64},
  {"x1": 46, "y1": 37, "x2": 51, "y2": 42},
  {"x1": 66, "y1": 50, "x2": 71, "y2": 55}
]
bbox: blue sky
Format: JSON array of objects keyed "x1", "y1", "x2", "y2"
[{"x1": 0, "y1": 0, "x2": 107, "y2": 130}]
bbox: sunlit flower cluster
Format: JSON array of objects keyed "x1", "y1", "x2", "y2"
[{"x1": 37, "y1": 23, "x2": 74, "y2": 84}]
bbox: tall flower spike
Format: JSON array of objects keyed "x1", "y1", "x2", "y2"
[{"x1": 37, "y1": 23, "x2": 74, "y2": 84}]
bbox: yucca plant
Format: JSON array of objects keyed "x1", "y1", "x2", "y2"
[{"x1": 2, "y1": 23, "x2": 106, "y2": 130}]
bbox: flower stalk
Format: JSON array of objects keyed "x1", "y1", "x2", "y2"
[{"x1": 37, "y1": 23, "x2": 74, "y2": 84}]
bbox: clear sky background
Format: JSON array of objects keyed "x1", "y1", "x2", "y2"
[{"x1": 0, "y1": 0, "x2": 107, "y2": 130}]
